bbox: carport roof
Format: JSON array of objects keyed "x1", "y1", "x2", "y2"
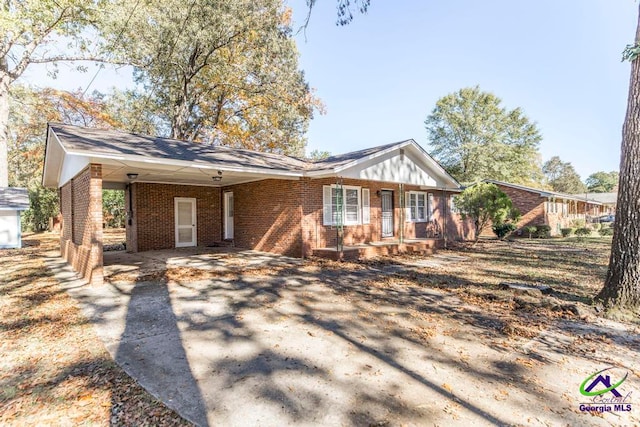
[{"x1": 48, "y1": 123, "x2": 310, "y2": 171}]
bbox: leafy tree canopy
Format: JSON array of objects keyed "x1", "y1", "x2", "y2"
[
  {"x1": 101, "y1": 0, "x2": 323, "y2": 157},
  {"x1": 8, "y1": 85, "x2": 124, "y2": 230},
  {"x1": 425, "y1": 86, "x2": 543, "y2": 185},
  {"x1": 1, "y1": 0, "x2": 112, "y2": 186},
  {"x1": 585, "y1": 171, "x2": 619, "y2": 193},
  {"x1": 542, "y1": 156, "x2": 586, "y2": 194},
  {"x1": 453, "y1": 182, "x2": 520, "y2": 242}
]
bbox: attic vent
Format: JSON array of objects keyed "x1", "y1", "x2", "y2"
[{"x1": 399, "y1": 148, "x2": 405, "y2": 160}]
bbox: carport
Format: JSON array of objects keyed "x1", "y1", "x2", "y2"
[{"x1": 42, "y1": 123, "x2": 303, "y2": 285}]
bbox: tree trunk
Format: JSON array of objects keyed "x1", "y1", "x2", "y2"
[
  {"x1": 597, "y1": 5, "x2": 640, "y2": 310},
  {"x1": 0, "y1": 70, "x2": 10, "y2": 187}
]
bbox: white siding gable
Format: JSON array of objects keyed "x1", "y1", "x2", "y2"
[{"x1": 340, "y1": 149, "x2": 439, "y2": 187}]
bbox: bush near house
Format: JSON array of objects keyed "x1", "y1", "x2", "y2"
[
  {"x1": 535, "y1": 225, "x2": 552, "y2": 239},
  {"x1": 599, "y1": 226, "x2": 613, "y2": 236},
  {"x1": 575, "y1": 227, "x2": 592, "y2": 238},
  {"x1": 560, "y1": 228, "x2": 573, "y2": 237},
  {"x1": 492, "y1": 223, "x2": 517, "y2": 240},
  {"x1": 571, "y1": 218, "x2": 586, "y2": 229},
  {"x1": 524, "y1": 226, "x2": 537, "y2": 239}
]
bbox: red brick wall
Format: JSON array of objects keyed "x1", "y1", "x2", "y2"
[
  {"x1": 223, "y1": 179, "x2": 303, "y2": 257},
  {"x1": 301, "y1": 178, "x2": 470, "y2": 252},
  {"x1": 494, "y1": 184, "x2": 546, "y2": 236},
  {"x1": 126, "y1": 178, "x2": 472, "y2": 257},
  {"x1": 131, "y1": 183, "x2": 221, "y2": 252},
  {"x1": 59, "y1": 164, "x2": 103, "y2": 285}
]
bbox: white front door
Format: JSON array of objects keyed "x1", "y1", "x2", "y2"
[
  {"x1": 175, "y1": 197, "x2": 197, "y2": 247},
  {"x1": 224, "y1": 192, "x2": 234, "y2": 239}
]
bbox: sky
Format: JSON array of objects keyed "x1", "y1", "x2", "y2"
[{"x1": 23, "y1": 0, "x2": 638, "y2": 180}]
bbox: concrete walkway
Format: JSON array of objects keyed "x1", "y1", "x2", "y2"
[{"x1": 48, "y1": 251, "x2": 640, "y2": 427}]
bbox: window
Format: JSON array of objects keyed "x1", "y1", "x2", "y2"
[
  {"x1": 406, "y1": 191, "x2": 430, "y2": 222},
  {"x1": 323, "y1": 185, "x2": 369, "y2": 226}
]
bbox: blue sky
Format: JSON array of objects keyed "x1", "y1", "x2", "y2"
[{"x1": 23, "y1": 0, "x2": 637, "y2": 180}]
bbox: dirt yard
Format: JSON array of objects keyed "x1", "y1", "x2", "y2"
[
  {"x1": 2, "y1": 233, "x2": 639, "y2": 426},
  {"x1": 0, "y1": 233, "x2": 190, "y2": 426}
]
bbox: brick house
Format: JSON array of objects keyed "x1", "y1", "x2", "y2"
[
  {"x1": 485, "y1": 180, "x2": 604, "y2": 236},
  {"x1": 43, "y1": 124, "x2": 473, "y2": 285}
]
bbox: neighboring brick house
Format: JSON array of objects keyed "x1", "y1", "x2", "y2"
[
  {"x1": 485, "y1": 180, "x2": 604, "y2": 236},
  {"x1": 584, "y1": 192, "x2": 617, "y2": 215},
  {"x1": 43, "y1": 123, "x2": 473, "y2": 284}
]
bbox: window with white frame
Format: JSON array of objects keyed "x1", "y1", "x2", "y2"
[
  {"x1": 406, "y1": 191, "x2": 430, "y2": 222},
  {"x1": 323, "y1": 185, "x2": 370, "y2": 226}
]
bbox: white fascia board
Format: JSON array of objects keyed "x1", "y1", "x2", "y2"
[
  {"x1": 42, "y1": 128, "x2": 68, "y2": 188},
  {"x1": 67, "y1": 150, "x2": 304, "y2": 178},
  {"x1": 304, "y1": 169, "x2": 337, "y2": 178},
  {"x1": 333, "y1": 141, "x2": 412, "y2": 174}
]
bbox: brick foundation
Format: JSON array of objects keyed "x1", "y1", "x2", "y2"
[{"x1": 59, "y1": 164, "x2": 103, "y2": 285}]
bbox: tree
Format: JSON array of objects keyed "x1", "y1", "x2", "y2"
[
  {"x1": 0, "y1": 0, "x2": 114, "y2": 187},
  {"x1": 305, "y1": 0, "x2": 370, "y2": 26},
  {"x1": 425, "y1": 86, "x2": 543, "y2": 185},
  {"x1": 453, "y1": 182, "x2": 520, "y2": 243},
  {"x1": 542, "y1": 156, "x2": 586, "y2": 194},
  {"x1": 8, "y1": 85, "x2": 122, "y2": 229},
  {"x1": 597, "y1": 6, "x2": 640, "y2": 311},
  {"x1": 307, "y1": 149, "x2": 331, "y2": 160},
  {"x1": 585, "y1": 171, "x2": 619, "y2": 193},
  {"x1": 103, "y1": 0, "x2": 322, "y2": 156}
]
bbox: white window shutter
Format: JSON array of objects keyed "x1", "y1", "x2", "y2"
[
  {"x1": 323, "y1": 185, "x2": 333, "y2": 225},
  {"x1": 362, "y1": 188, "x2": 370, "y2": 224},
  {"x1": 428, "y1": 193, "x2": 434, "y2": 221},
  {"x1": 405, "y1": 191, "x2": 411, "y2": 222}
]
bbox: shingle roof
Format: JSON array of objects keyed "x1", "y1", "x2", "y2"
[
  {"x1": 49, "y1": 123, "x2": 310, "y2": 172},
  {"x1": 0, "y1": 187, "x2": 29, "y2": 210},
  {"x1": 584, "y1": 192, "x2": 617, "y2": 204},
  {"x1": 308, "y1": 140, "x2": 411, "y2": 171},
  {"x1": 485, "y1": 180, "x2": 602, "y2": 204}
]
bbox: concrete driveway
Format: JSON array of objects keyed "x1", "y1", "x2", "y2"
[{"x1": 49, "y1": 249, "x2": 639, "y2": 427}]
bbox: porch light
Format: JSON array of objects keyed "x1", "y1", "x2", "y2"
[
  {"x1": 212, "y1": 170, "x2": 223, "y2": 182},
  {"x1": 126, "y1": 173, "x2": 138, "y2": 180}
]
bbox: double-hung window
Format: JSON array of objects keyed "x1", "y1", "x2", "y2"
[
  {"x1": 406, "y1": 191, "x2": 431, "y2": 222},
  {"x1": 323, "y1": 185, "x2": 370, "y2": 226}
]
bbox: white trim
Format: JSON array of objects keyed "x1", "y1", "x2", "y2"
[
  {"x1": 333, "y1": 141, "x2": 412, "y2": 173},
  {"x1": 63, "y1": 148, "x2": 305, "y2": 178},
  {"x1": 362, "y1": 188, "x2": 370, "y2": 224},
  {"x1": 174, "y1": 197, "x2": 197, "y2": 247},
  {"x1": 322, "y1": 184, "x2": 363, "y2": 226}
]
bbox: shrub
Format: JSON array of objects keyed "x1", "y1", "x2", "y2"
[
  {"x1": 524, "y1": 226, "x2": 537, "y2": 239},
  {"x1": 599, "y1": 227, "x2": 613, "y2": 236},
  {"x1": 492, "y1": 223, "x2": 517, "y2": 239},
  {"x1": 535, "y1": 225, "x2": 552, "y2": 239},
  {"x1": 591, "y1": 223, "x2": 601, "y2": 231},
  {"x1": 571, "y1": 218, "x2": 586, "y2": 229},
  {"x1": 560, "y1": 228, "x2": 573, "y2": 237},
  {"x1": 575, "y1": 227, "x2": 592, "y2": 237}
]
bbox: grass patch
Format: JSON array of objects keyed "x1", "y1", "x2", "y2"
[{"x1": 0, "y1": 233, "x2": 190, "y2": 426}]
